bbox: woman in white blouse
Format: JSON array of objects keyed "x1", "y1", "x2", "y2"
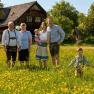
[{"x1": 36, "y1": 21, "x2": 48, "y2": 69}]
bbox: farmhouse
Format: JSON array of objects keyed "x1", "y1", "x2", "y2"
[{"x1": 0, "y1": 1, "x2": 47, "y2": 41}]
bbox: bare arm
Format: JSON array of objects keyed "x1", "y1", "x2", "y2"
[
  {"x1": 29, "y1": 37, "x2": 32, "y2": 47},
  {"x1": 2, "y1": 30, "x2": 7, "y2": 46},
  {"x1": 47, "y1": 31, "x2": 50, "y2": 44},
  {"x1": 68, "y1": 58, "x2": 76, "y2": 67},
  {"x1": 28, "y1": 31, "x2": 32, "y2": 50},
  {"x1": 16, "y1": 31, "x2": 21, "y2": 49}
]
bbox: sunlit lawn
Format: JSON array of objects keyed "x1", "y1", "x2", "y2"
[{"x1": 0, "y1": 45, "x2": 94, "y2": 94}]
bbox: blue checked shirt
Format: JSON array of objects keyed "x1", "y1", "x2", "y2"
[
  {"x1": 69, "y1": 55, "x2": 88, "y2": 68},
  {"x1": 47, "y1": 24, "x2": 65, "y2": 43}
]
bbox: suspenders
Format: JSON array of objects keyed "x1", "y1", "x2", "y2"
[{"x1": 7, "y1": 29, "x2": 17, "y2": 46}]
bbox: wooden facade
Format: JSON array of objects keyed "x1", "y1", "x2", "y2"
[{"x1": 0, "y1": 1, "x2": 47, "y2": 41}]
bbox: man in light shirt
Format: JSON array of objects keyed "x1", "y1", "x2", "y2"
[
  {"x1": 47, "y1": 16, "x2": 65, "y2": 68},
  {"x1": 2, "y1": 21, "x2": 21, "y2": 68}
]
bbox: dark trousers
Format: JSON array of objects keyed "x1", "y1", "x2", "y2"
[
  {"x1": 49, "y1": 42, "x2": 59, "y2": 57},
  {"x1": 18, "y1": 49, "x2": 29, "y2": 61},
  {"x1": 6, "y1": 46, "x2": 17, "y2": 61}
]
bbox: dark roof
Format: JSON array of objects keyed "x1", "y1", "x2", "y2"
[
  {"x1": 0, "y1": 8, "x2": 10, "y2": 23},
  {"x1": 0, "y1": 1, "x2": 46, "y2": 27}
]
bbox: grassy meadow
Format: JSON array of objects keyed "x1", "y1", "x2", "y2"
[{"x1": 0, "y1": 45, "x2": 94, "y2": 94}]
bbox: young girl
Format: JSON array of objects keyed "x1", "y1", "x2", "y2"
[
  {"x1": 36, "y1": 22, "x2": 48, "y2": 69},
  {"x1": 34, "y1": 29, "x2": 41, "y2": 45},
  {"x1": 68, "y1": 48, "x2": 89, "y2": 77}
]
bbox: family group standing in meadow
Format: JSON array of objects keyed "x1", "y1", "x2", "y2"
[{"x1": 2, "y1": 16, "x2": 91, "y2": 78}]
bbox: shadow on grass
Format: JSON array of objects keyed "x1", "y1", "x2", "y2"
[
  {"x1": 14, "y1": 64, "x2": 50, "y2": 71},
  {"x1": 28, "y1": 64, "x2": 50, "y2": 71}
]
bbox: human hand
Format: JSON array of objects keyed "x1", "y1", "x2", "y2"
[
  {"x1": 18, "y1": 46, "x2": 21, "y2": 51},
  {"x1": 58, "y1": 42, "x2": 61, "y2": 45}
]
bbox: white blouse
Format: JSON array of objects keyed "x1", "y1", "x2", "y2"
[{"x1": 39, "y1": 31, "x2": 47, "y2": 41}]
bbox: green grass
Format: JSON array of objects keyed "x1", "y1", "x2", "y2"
[{"x1": 0, "y1": 45, "x2": 94, "y2": 94}]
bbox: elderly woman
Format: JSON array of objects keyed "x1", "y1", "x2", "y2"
[{"x1": 19, "y1": 23, "x2": 32, "y2": 68}]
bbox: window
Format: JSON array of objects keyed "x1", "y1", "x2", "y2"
[
  {"x1": 35, "y1": 17, "x2": 41, "y2": 22},
  {"x1": 11, "y1": 12, "x2": 15, "y2": 16},
  {"x1": 26, "y1": 16, "x2": 32, "y2": 22}
]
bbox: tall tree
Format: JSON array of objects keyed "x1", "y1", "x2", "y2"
[
  {"x1": 48, "y1": 0, "x2": 78, "y2": 34},
  {"x1": 78, "y1": 13, "x2": 86, "y2": 35},
  {"x1": 0, "y1": 1, "x2": 3, "y2": 8},
  {"x1": 84, "y1": 2, "x2": 94, "y2": 36}
]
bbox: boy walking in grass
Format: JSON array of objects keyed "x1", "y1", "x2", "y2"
[{"x1": 68, "y1": 48, "x2": 89, "y2": 77}]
